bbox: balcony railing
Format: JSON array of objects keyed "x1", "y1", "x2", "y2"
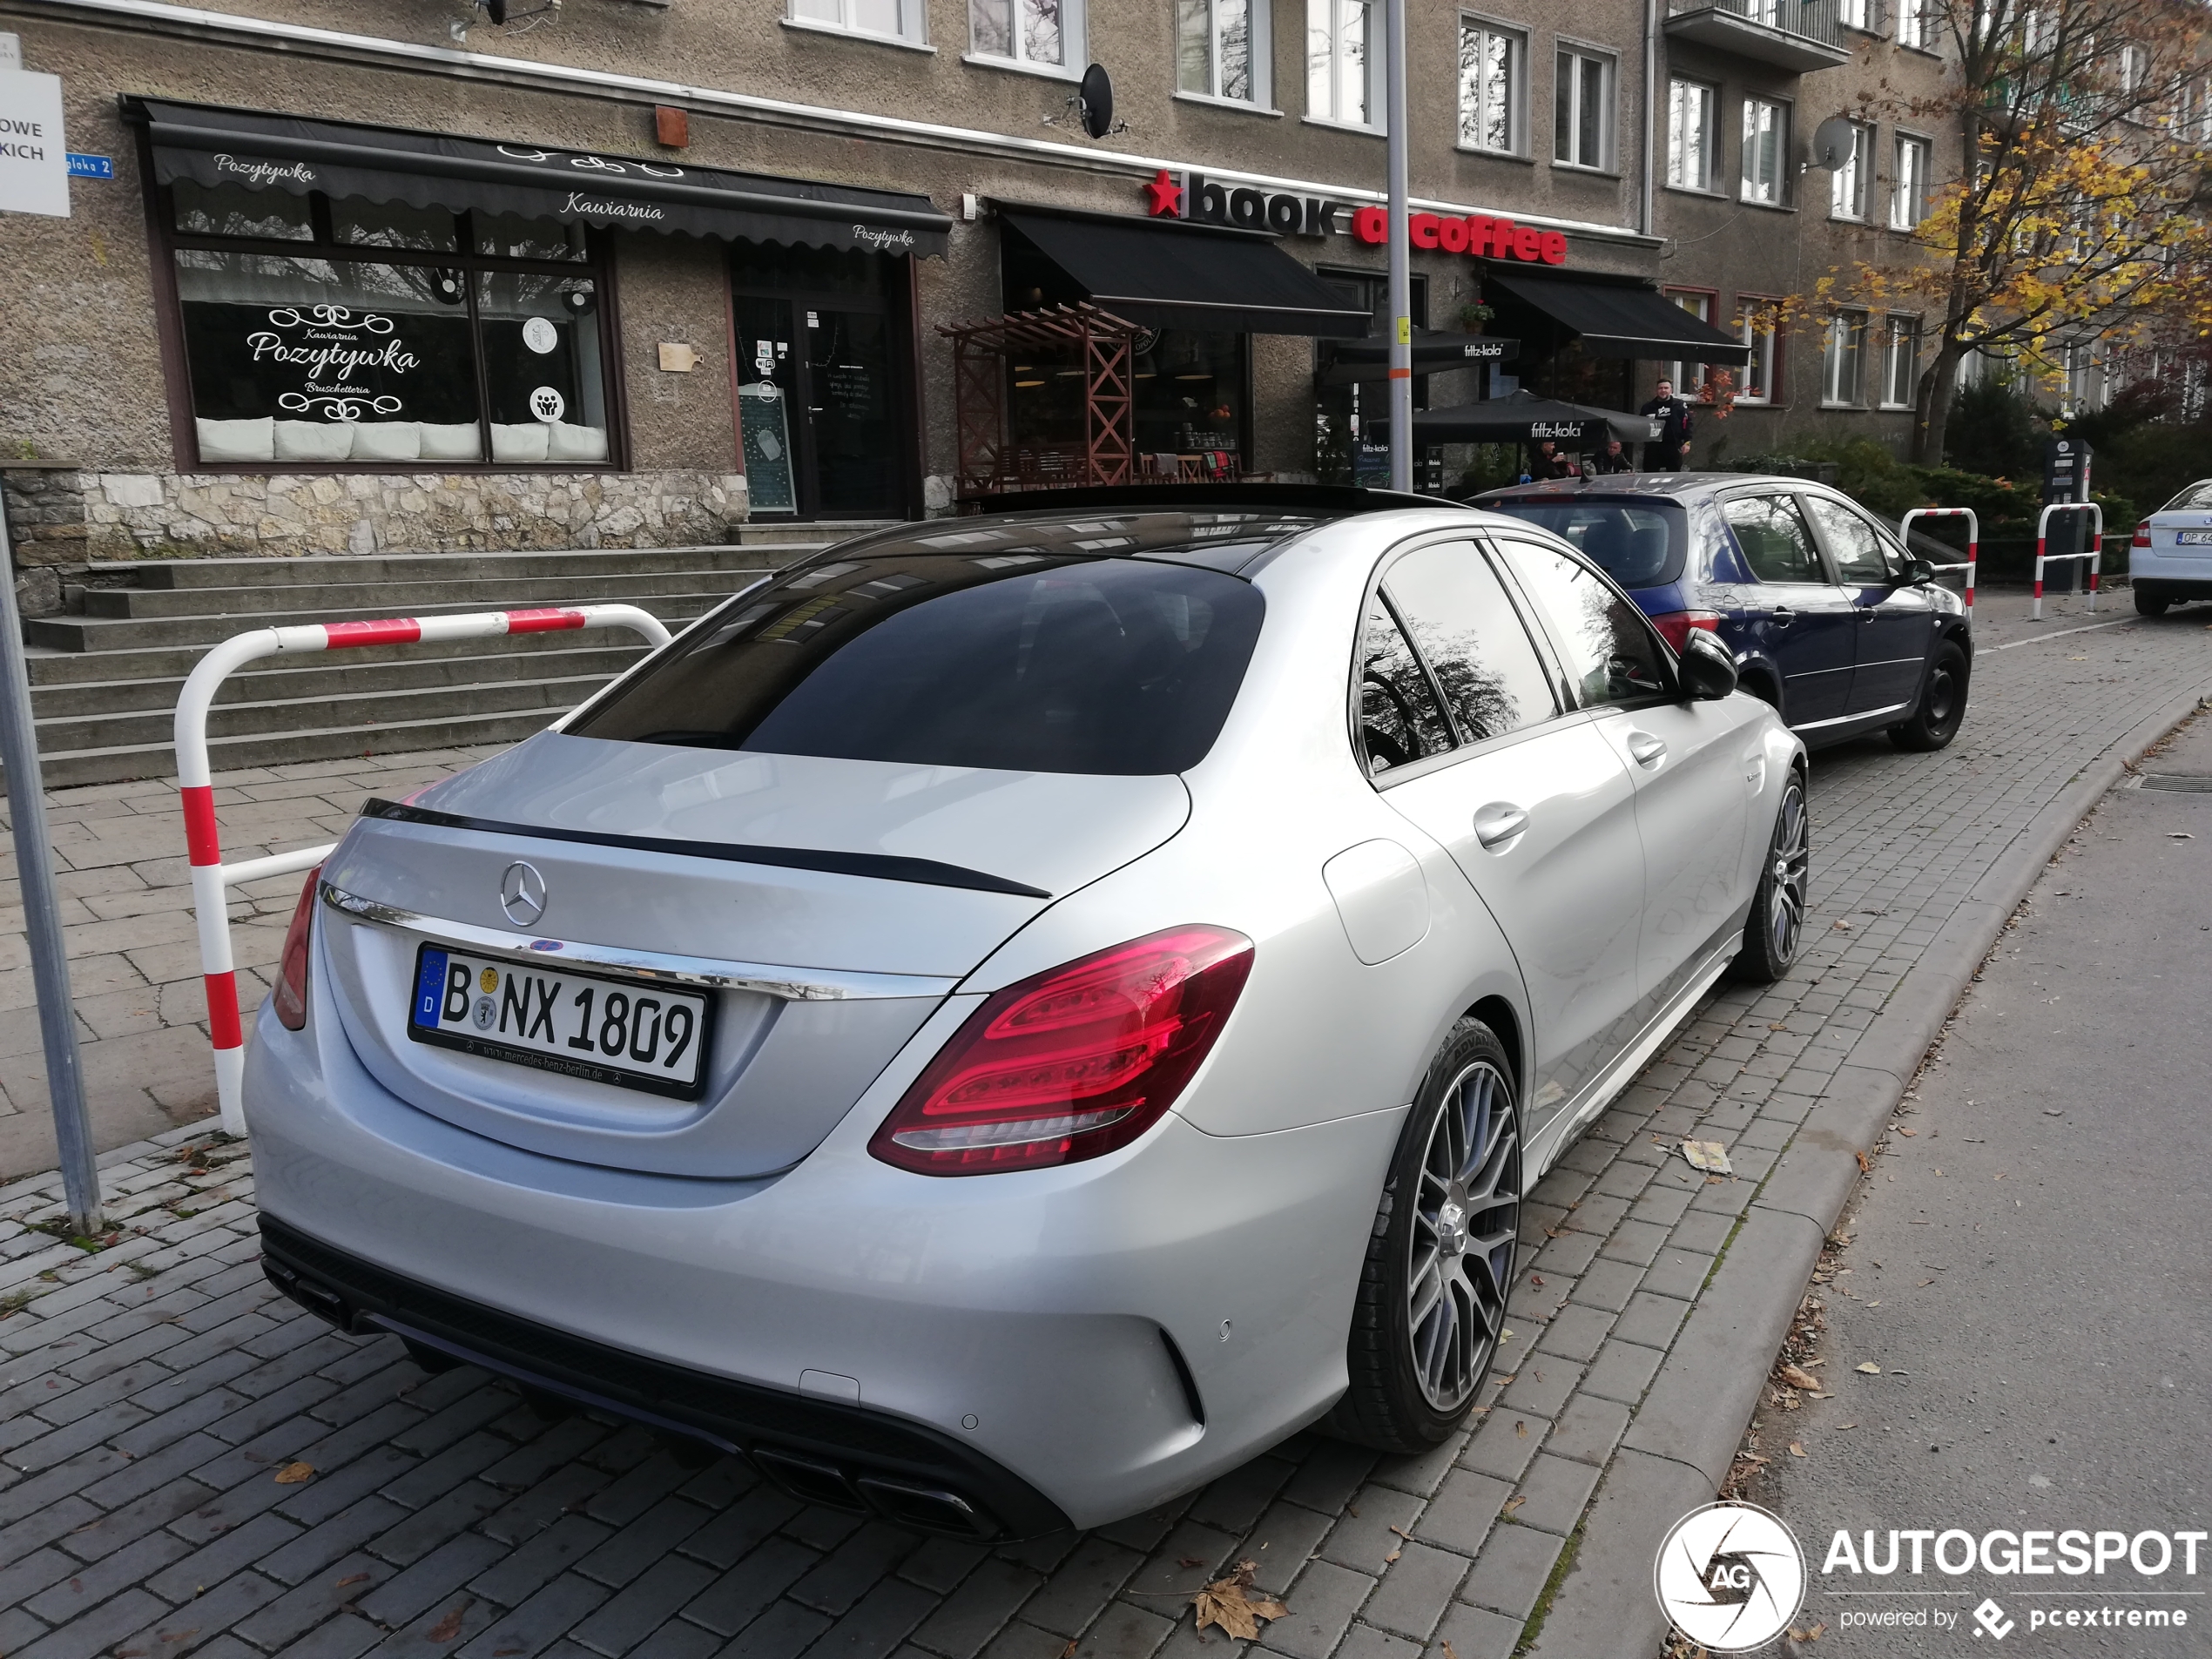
[{"x1": 1665, "y1": 0, "x2": 1851, "y2": 72}]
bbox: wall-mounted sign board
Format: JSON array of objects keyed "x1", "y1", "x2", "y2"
[{"x1": 0, "y1": 68, "x2": 69, "y2": 218}]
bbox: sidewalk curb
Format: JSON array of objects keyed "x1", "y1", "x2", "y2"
[{"x1": 1527, "y1": 684, "x2": 2212, "y2": 1659}]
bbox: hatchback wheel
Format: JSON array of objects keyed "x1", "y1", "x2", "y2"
[
  {"x1": 1731, "y1": 772, "x2": 1808, "y2": 984},
  {"x1": 1329, "y1": 1018, "x2": 1520, "y2": 1453},
  {"x1": 2136, "y1": 589, "x2": 2172, "y2": 617},
  {"x1": 1889, "y1": 641, "x2": 1969, "y2": 752}
]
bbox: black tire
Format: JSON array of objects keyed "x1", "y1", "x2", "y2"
[
  {"x1": 1890, "y1": 640, "x2": 1969, "y2": 752},
  {"x1": 1327, "y1": 1018, "x2": 1521, "y2": 1453},
  {"x1": 1730, "y1": 771, "x2": 1809, "y2": 985},
  {"x1": 2136, "y1": 589, "x2": 2172, "y2": 617}
]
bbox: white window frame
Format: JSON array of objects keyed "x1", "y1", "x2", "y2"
[
  {"x1": 1896, "y1": 0, "x2": 1932, "y2": 50},
  {"x1": 967, "y1": 0, "x2": 1084, "y2": 76},
  {"x1": 1837, "y1": 0, "x2": 1872, "y2": 31},
  {"x1": 1554, "y1": 44, "x2": 1617, "y2": 172},
  {"x1": 1459, "y1": 15, "x2": 1527, "y2": 155},
  {"x1": 1735, "y1": 299, "x2": 1780, "y2": 404},
  {"x1": 1662, "y1": 290, "x2": 1716, "y2": 395},
  {"x1": 1667, "y1": 78, "x2": 1719, "y2": 191},
  {"x1": 1829, "y1": 120, "x2": 1872, "y2": 219},
  {"x1": 1823, "y1": 310, "x2": 1869, "y2": 406},
  {"x1": 1892, "y1": 133, "x2": 1930, "y2": 229},
  {"x1": 788, "y1": 0, "x2": 932, "y2": 46},
  {"x1": 1178, "y1": 0, "x2": 1275, "y2": 109},
  {"x1": 1307, "y1": 0, "x2": 1383, "y2": 130},
  {"x1": 1741, "y1": 96, "x2": 1790, "y2": 205},
  {"x1": 1880, "y1": 314, "x2": 1919, "y2": 408}
]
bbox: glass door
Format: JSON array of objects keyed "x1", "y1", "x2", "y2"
[
  {"x1": 804, "y1": 307, "x2": 898, "y2": 518},
  {"x1": 732, "y1": 297, "x2": 800, "y2": 516}
]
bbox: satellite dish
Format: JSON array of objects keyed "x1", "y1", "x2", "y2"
[
  {"x1": 1076, "y1": 64, "x2": 1115, "y2": 140},
  {"x1": 1810, "y1": 116, "x2": 1858, "y2": 170}
]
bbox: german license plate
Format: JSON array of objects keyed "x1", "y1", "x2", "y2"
[
  {"x1": 2176, "y1": 529, "x2": 2212, "y2": 544},
  {"x1": 407, "y1": 945, "x2": 712, "y2": 1099}
]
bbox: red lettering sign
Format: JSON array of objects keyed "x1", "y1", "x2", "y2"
[{"x1": 1349, "y1": 204, "x2": 1566, "y2": 266}]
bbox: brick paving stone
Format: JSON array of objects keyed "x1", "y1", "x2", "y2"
[
  {"x1": 1455, "y1": 1521, "x2": 1562, "y2": 1619},
  {"x1": 1578, "y1": 1340, "x2": 1667, "y2": 1407},
  {"x1": 1357, "y1": 1541, "x2": 1467, "y2": 1639},
  {"x1": 569, "y1": 1553, "x2": 722, "y2": 1655},
  {"x1": 1317, "y1": 1486, "x2": 1420, "y2": 1572},
  {"x1": 1543, "y1": 1393, "x2": 1632, "y2": 1467},
  {"x1": 718, "y1": 1598, "x2": 835, "y2": 1659},
  {"x1": 906, "y1": 1556, "x2": 1043, "y2": 1659},
  {"x1": 1527, "y1": 1303, "x2": 1612, "y2": 1364},
  {"x1": 1431, "y1": 1602, "x2": 1527, "y2": 1659},
  {"x1": 1503, "y1": 1455, "x2": 1601, "y2": 1537},
  {"x1": 1017, "y1": 1536, "x2": 1145, "y2": 1637},
  {"x1": 1255, "y1": 1560, "x2": 1372, "y2": 1659}
]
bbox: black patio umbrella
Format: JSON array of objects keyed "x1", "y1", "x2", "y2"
[
  {"x1": 1319, "y1": 329, "x2": 1520, "y2": 386},
  {"x1": 1371, "y1": 389, "x2": 1659, "y2": 446}
]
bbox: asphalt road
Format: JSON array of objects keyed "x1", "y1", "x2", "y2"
[{"x1": 1753, "y1": 708, "x2": 2212, "y2": 1654}]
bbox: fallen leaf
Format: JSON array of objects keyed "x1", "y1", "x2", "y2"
[
  {"x1": 1384, "y1": 1549, "x2": 1401, "y2": 1563},
  {"x1": 1832, "y1": 919, "x2": 1851, "y2": 931},
  {"x1": 1179, "y1": 1557, "x2": 1206, "y2": 1568},
  {"x1": 426, "y1": 1602, "x2": 469, "y2": 1643},
  {"x1": 1855, "y1": 1150, "x2": 1871, "y2": 1174},
  {"x1": 1769, "y1": 1022, "x2": 1789, "y2": 1030},
  {"x1": 2170, "y1": 832, "x2": 2194, "y2": 840},
  {"x1": 1855, "y1": 1362, "x2": 1883, "y2": 1374},
  {"x1": 1789, "y1": 1441, "x2": 1808, "y2": 1458},
  {"x1": 1779, "y1": 1364, "x2": 1822, "y2": 1392},
  {"x1": 1897, "y1": 1127, "x2": 1917, "y2": 1136},
  {"x1": 1993, "y1": 1172, "x2": 2006, "y2": 1181},
  {"x1": 1530, "y1": 1275, "x2": 1544, "y2": 1287},
  {"x1": 1835, "y1": 1423, "x2": 1858, "y2": 1431},
  {"x1": 1804, "y1": 1622, "x2": 1827, "y2": 1641},
  {"x1": 1514, "y1": 1420, "x2": 1527, "y2": 1437},
  {"x1": 1062, "y1": 1642, "x2": 1079, "y2": 1659},
  {"x1": 1189, "y1": 1561, "x2": 1288, "y2": 1641},
  {"x1": 1389, "y1": 1526, "x2": 1413, "y2": 1540},
  {"x1": 273, "y1": 1462, "x2": 314, "y2": 1485},
  {"x1": 1918, "y1": 1278, "x2": 1936, "y2": 1287},
  {"x1": 1501, "y1": 1495, "x2": 1527, "y2": 1517},
  {"x1": 336, "y1": 1573, "x2": 370, "y2": 1588}
]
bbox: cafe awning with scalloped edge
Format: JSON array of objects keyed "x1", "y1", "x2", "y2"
[
  {"x1": 123, "y1": 98, "x2": 952, "y2": 257},
  {"x1": 1486, "y1": 272, "x2": 1751, "y2": 364}
]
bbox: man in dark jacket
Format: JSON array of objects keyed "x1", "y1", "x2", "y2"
[
  {"x1": 1594, "y1": 437, "x2": 1636, "y2": 474},
  {"x1": 1639, "y1": 379, "x2": 1696, "y2": 470}
]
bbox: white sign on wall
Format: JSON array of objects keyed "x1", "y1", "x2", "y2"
[{"x1": 0, "y1": 68, "x2": 69, "y2": 218}]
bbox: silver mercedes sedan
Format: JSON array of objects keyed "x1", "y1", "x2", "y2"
[{"x1": 246, "y1": 492, "x2": 1808, "y2": 1540}]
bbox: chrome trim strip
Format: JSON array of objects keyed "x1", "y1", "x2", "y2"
[
  {"x1": 1790, "y1": 700, "x2": 1912, "y2": 732},
  {"x1": 320, "y1": 881, "x2": 956, "y2": 1002}
]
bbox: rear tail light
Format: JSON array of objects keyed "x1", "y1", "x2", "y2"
[
  {"x1": 1649, "y1": 610, "x2": 1723, "y2": 654},
  {"x1": 271, "y1": 866, "x2": 322, "y2": 1031},
  {"x1": 869, "y1": 925, "x2": 1254, "y2": 1176},
  {"x1": 2134, "y1": 519, "x2": 2153, "y2": 548}
]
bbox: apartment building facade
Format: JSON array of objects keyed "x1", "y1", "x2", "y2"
[{"x1": 0, "y1": 0, "x2": 1947, "y2": 563}]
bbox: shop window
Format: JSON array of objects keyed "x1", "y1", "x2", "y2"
[
  {"x1": 1307, "y1": 0, "x2": 1379, "y2": 128},
  {"x1": 790, "y1": 0, "x2": 927, "y2": 44},
  {"x1": 970, "y1": 0, "x2": 1082, "y2": 70},
  {"x1": 1741, "y1": 97, "x2": 1789, "y2": 204},
  {"x1": 1313, "y1": 267, "x2": 1427, "y2": 487},
  {"x1": 1823, "y1": 311, "x2": 1869, "y2": 406},
  {"x1": 1892, "y1": 135, "x2": 1931, "y2": 228},
  {"x1": 1179, "y1": 0, "x2": 1271, "y2": 105},
  {"x1": 1830, "y1": 121, "x2": 1872, "y2": 219},
  {"x1": 1460, "y1": 18, "x2": 1526, "y2": 155},
  {"x1": 1666, "y1": 78, "x2": 1716, "y2": 191},
  {"x1": 1882, "y1": 315, "x2": 1919, "y2": 408},
  {"x1": 1735, "y1": 298, "x2": 1781, "y2": 404},
  {"x1": 163, "y1": 183, "x2": 612, "y2": 469},
  {"x1": 1554, "y1": 48, "x2": 1615, "y2": 171}
]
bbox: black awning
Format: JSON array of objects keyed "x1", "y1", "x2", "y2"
[
  {"x1": 1486, "y1": 273, "x2": 1751, "y2": 365},
  {"x1": 1323, "y1": 327, "x2": 1520, "y2": 384},
  {"x1": 997, "y1": 206, "x2": 1372, "y2": 337},
  {"x1": 126, "y1": 98, "x2": 951, "y2": 257},
  {"x1": 1372, "y1": 391, "x2": 1661, "y2": 446}
]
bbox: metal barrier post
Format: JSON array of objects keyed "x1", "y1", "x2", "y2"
[
  {"x1": 1899, "y1": 507, "x2": 1979, "y2": 616},
  {"x1": 2031, "y1": 502, "x2": 2104, "y2": 620},
  {"x1": 175, "y1": 604, "x2": 673, "y2": 1136}
]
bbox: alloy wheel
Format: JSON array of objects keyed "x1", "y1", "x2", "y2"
[
  {"x1": 1405, "y1": 1060, "x2": 1520, "y2": 1412},
  {"x1": 1769, "y1": 783, "x2": 1810, "y2": 966}
]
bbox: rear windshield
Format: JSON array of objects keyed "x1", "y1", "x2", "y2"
[
  {"x1": 567, "y1": 555, "x2": 1265, "y2": 775},
  {"x1": 2161, "y1": 480, "x2": 2212, "y2": 511},
  {"x1": 1483, "y1": 498, "x2": 1688, "y2": 589}
]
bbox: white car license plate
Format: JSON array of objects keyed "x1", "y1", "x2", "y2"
[
  {"x1": 408, "y1": 945, "x2": 712, "y2": 1099},
  {"x1": 2176, "y1": 529, "x2": 2212, "y2": 544}
]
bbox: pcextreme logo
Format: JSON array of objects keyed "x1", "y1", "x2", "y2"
[{"x1": 1655, "y1": 1502, "x2": 1807, "y2": 1651}]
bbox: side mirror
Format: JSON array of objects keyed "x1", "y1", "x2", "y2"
[
  {"x1": 1678, "y1": 628, "x2": 1739, "y2": 700},
  {"x1": 1902, "y1": 556, "x2": 1936, "y2": 586}
]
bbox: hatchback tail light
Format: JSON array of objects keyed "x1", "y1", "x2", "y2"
[
  {"x1": 1649, "y1": 610, "x2": 1723, "y2": 654},
  {"x1": 2134, "y1": 519, "x2": 2153, "y2": 548},
  {"x1": 271, "y1": 867, "x2": 322, "y2": 1031},
  {"x1": 870, "y1": 925, "x2": 1255, "y2": 1176}
]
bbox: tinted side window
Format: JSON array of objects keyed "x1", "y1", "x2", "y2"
[
  {"x1": 1357, "y1": 593, "x2": 1453, "y2": 774},
  {"x1": 568, "y1": 556, "x2": 1264, "y2": 775},
  {"x1": 1804, "y1": 496, "x2": 1898, "y2": 584},
  {"x1": 1494, "y1": 539, "x2": 1671, "y2": 709},
  {"x1": 1723, "y1": 494, "x2": 1825, "y2": 584},
  {"x1": 1382, "y1": 543, "x2": 1560, "y2": 744},
  {"x1": 1484, "y1": 500, "x2": 1686, "y2": 588}
]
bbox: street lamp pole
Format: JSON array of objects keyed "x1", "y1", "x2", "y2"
[{"x1": 1385, "y1": 0, "x2": 1412, "y2": 493}]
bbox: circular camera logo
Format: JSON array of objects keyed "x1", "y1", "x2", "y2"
[{"x1": 1655, "y1": 1502, "x2": 1806, "y2": 1652}]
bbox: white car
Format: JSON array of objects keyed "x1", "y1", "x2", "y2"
[
  {"x1": 246, "y1": 490, "x2": 1808, "y2": 1538},
  {"x1": 2130, "y1": 480, "x2": 2212, "y2": 615}
]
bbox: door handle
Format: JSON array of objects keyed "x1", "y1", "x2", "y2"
[
  {"x1": 1770, "y1": 606, "x2": 1795, "y2": 627},
  {"x1": 1473, "y1": 802, "x2": 1529, "y2": 849},
  {"x1": 1627, "y1": 732, "x2": 1667, "y2": 768}
]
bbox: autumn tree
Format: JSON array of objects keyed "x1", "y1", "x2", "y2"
[{"x1": 1824, "y1": 0, "x2": 2212, "y2": 463}]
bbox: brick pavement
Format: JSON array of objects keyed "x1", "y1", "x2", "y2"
[{"x1": 0, "y1": 597, "x2": 2207, "y2": 1659}]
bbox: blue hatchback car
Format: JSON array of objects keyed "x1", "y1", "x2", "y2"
[{"x1": 1480, "y1": 473, "x2": 1973, "y2": 751}]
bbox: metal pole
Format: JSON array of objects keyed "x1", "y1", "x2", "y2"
[
  {"x1": 0, "y1": 493, "x2": 102, "y2": 1233},
  {"x1": 1385, "y1": 0, "x2": 1412, "y2": 493}
]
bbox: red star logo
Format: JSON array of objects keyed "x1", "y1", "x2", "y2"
[{"x1": 1143, "y1": 168, "x2": 1184, "y2": 219}]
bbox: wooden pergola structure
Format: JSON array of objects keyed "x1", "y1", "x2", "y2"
[{"x1": 937, "y1": 303, "x2": 1138, "y2": 499}]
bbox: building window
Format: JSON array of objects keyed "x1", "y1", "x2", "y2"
[
  {"x1": 1838, "y1": 0, "x2": 1871, "y2": 30},
  {"x1": 1897, "y1": 0, "x2": 1931, "y2": 48},
  {"x1": 1663, "y1": 291, "x2": 1715, "y2": 396},
  {"x1": 1881, "y1": 314, "x2": 1919, "y2": 408},
  {"x1": 1892, "y1": 134, "x2": 1930, "y2": 228},
  {"x1": 1554, "y1": 48, "x2": 1615, "y2": 170},
  {"x1": 1741, "y1": 98, "x2": 1788, "y2": 203},
  {"x1": 1308, "y1": 0, "x2": 1378, "y2": 126},
  {"x1": 1180, "y1": 0, "x2": 1270, "y2": 104},
  {"x1": 1830, "y1": 120, "x2": 1872, "y2": 219},
  {"x1": 165, "y1": 182, "x2": 612, "y2": 469},
  {"x1": 1460, "y1": 17, "x2": 1526, "y2": 153},
  {"x1": 790, "y1": 0, "x2": 927, "y2": 43},
  {"x1": 1823, "y1": 310, "x2": 1868, "y2": 405},
  {"x1": 1736, "y1": 299, "x2": 1781, "y2": 403},
  {"x1": 971, "y1": 0, "x2": 1081, "y2": 69},
  {"x1": 1667, "y1": 79, "x2": 1717, "y2": 190}
]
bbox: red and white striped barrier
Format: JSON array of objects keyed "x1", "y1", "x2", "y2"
[
  {"x1": 1898, "y1": 507, "x2": 1979, "y2": 614},
  {"x1": 2032, "y1": 502, "x2": 2104, "y2": 620},
  {"x1": 175, "y1": 605, "x2": 674, "y2": 1135}
]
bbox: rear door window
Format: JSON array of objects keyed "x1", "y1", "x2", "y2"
[
  {"x1": 1482, "y1": 499, "x2": 1686, "y2": 587},
  {"x1": 1380, "y1": 543, "x2": 1561, "y2": 744},
  {"x1": 1723, "y1": 493, "x2": 1828, "y2": 584},
  {"x1": 568, "y1": 555, "x2": 1265, "y2": 776},
  {"x1": 1356, "y1": 592, "x2": 1454, "y2": 775}
]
